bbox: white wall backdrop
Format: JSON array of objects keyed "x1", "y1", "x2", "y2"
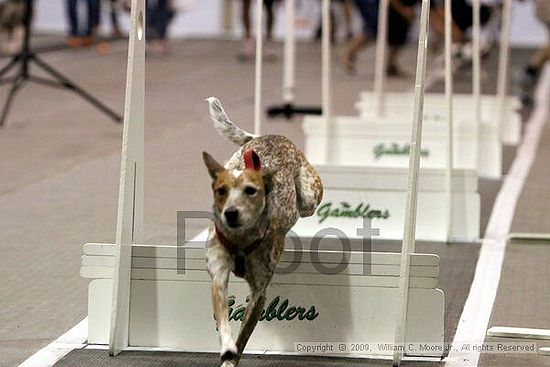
[{"x1": 34, "y1": 0, "x2": 547, "y2": 47}]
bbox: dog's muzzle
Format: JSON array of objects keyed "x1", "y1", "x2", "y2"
[{"x1": 223, "y1": 208, "x2": 240, "y2": 228}]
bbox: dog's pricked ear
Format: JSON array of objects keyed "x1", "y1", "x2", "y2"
[
  {"x1": 202, "y1": 151, "x2": 224, "y2": 179},
  {"x1": 244, "y1": 149, "x2": 261, "y2": 171}
]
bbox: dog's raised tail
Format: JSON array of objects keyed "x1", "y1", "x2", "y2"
[{"x1": 206, "y1": 97, "x2": 257, "y2": 146}]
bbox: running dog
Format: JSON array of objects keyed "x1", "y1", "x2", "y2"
[{"x1": 202, "y1": 97, "x2": 323, "y2": 367}]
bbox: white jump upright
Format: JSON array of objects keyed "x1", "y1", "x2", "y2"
[
  {"x1": 472, "y1": 0, "x2": 482, "y2": 172},
  {"x1": 496, "y1": 0, "x2": 512, "y2": 141},
  {"x1": 373, "y1": 0, "x2": 389, "y2": 117},
  {"x1": 109, "y1": 0, "x2": 145, "y2": 356},
  {"x1": 444, "y1": 0, "x2": 454, "y2": 241},
  {"x1": 393, "y1": 0, "x2": 431, "y2": 364},
  {"x1": 321, "y1": 0, "x2": 332, "y2": 163},
  {"x1": 254, "y1": 0, "x2": 264, "y2": 135},
  {"x1": 282, "y1": 0, "x2": 296, "y2": 104}
]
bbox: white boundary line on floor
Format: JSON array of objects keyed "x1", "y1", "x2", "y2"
[
  {"x1": 446, "y1": 66, "x2": 550, "y2": 367},
  {"x1": 16, "y1": 318, "x2": 88, "y2": 367}
]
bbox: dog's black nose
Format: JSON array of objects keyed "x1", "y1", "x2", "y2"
[{"x1": 224, "y1": 208, "x2": 239, "y2": 225}]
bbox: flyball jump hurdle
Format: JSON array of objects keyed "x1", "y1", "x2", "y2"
[
  {"x1": 86, "y1": 0, "x2": 444, "y2": 364},
  {"x1": 296, "y1": 0, "x2": 480, "y2": 242},
  {"x1": 304, "y1": 0, "x2": 518, "y2": 179}
]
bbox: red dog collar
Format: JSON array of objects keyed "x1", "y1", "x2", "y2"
[
  {"x1": 214, "y1": 225, "x2": 264, "y2": 256},
  {"x1": 215, "y1": 225, "x2": 266, "y2": 278}
]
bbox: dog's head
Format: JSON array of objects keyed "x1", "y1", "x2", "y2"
[{"x1": 203, "y1": 149, "x2": 273, "y2": 231}]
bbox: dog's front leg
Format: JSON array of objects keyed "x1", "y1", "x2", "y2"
[
  {"x1": 235, "y1": 282, "x2": 268, "y2": 357},
  {"x1": 207, "y1": 246, "x2": 237, "y2": 361},
  {"x1": 209, "y1": 261, "x2": 238, "y2": 364}
]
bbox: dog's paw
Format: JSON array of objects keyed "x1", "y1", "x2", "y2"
[
  {"x1": 220, "y1": 348, "x2": 238, "y2": 362},
  {"x1": 221, "y1": 361, "x2": 236, "y2": 367}
]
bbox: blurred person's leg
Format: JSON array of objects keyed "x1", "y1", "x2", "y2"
[
  {"x1": 340, "y1": 0, "x2": 377, "y2": 73},
  {"x1": 81, "y1": 0, "x2": 100, "y2": 46},
  {"x1": 264, "y1": 0, "x2": 278, "y2": 60},
  {"x1": 157, "y1": 0, "x2": 172, "y2": 53},
  {"x1": 66, "y1": 0, "x2": 82, "y2": 47},
  {"x1": 387, "y1": 47, "x2": 404, "y2": 76},
  {"x1": 516, "y1": 37, "x2": 549, "y2": 104},
  {"x1": 265, "y1": 0, "x2": 275, "y2": 40},
  {"x1": 110, "y1": 0, "x2": 122, "y2": 37},
  {"x1": 529, "y1": 42, "x2": 550, "y2": 72},
  {"x1": 386, "y1": 0, "x2": 416, "y2": 77},
  {"x1": 146, "y1": 0, "x2": 158, "y2": 39},
  {"x1": 238, "y1": 0, "x2": 254, "y2": 60},
  {"x1": 155, "y1": 0, "x2": 169, "y2": 40},
  {"x1": 147, "y1": 0, "x2": 172, "y2": 56},
  {"x1": 342, "y1": 0, "x2": 353, "y2": 40},
  {"x1": 242, "y1": 0, "x2": 252, "y2": 39},
  {"x1": 531, "y1": 0, "x2": 550, "y2": 71},
  {"x1": 516, "y1": 0, "x2": 550, "y2": 105}
]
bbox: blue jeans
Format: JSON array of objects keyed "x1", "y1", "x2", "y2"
[
  {"x1": 147, "y1": 0, "x2": 169, "y2": 40},
  {"x1": 66, "y1": 0, "x2": 101, "y2": 37}
]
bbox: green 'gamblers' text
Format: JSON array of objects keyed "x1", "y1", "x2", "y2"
[
  {"x1": 317, "y1": 202, "x2": 390, "y2": 223},
  {"x1": 228, "y1": 296, "x2": 319, "y2": 322},
  {"x1": 373, "y1": 143, "x2": 429, "y2": 160}
]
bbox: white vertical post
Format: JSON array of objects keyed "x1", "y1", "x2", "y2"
[
  {"x1": 444, "y1": 0, "x2": 454, "y2": 241},
  {"x1": 109, "y1": 0, "x2": 145, "y2": 356},
  {"x1": 322, "y1": 0, "x2": 332, "y2": 163},
  {"x1": 283, "y1": 0, "x2": 296, "y2": 104},
  {"x1": 374, "y1": 0, "x2": 389, "y2": 117},
  {"x1": 393, "y1": 0, "x2": 430, "y2": 365},
  {"x1": 254, "y1": 0, "x2": 264, "y2": 135},
  {"x1": 472, "y1": 0, "x2": 481, "y2": 172},
  {"x1": 496, "y1": 0, "x2": 512, "y2": 142}
]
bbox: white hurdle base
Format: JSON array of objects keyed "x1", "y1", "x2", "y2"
[
  {"x1": 303, "y1": 115, "x2": 501, "y2": 179},
  {"x1": 540, "y1": 347, "x2": 550, "y2": 356},
  {"x1": 487, "y1": 327, "x2": 550, "y2": 340},
  {"x1": 291, "y1": 165, "x2": 480, "y2": 242},
  {"x1": 81, "y1": 240, "x2": 445, "y2": 359},
  {"x1": 355, "y1": 91, "x2": 522, "y2": 145}
]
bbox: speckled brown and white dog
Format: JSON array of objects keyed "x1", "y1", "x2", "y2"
[{"x1": 202, "y1": 97, "x2": 323, "y2": 367}]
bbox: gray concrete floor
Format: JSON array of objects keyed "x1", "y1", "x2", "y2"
[{"x1": 0, "y1": 36, "x2": 541, "y2": 367}]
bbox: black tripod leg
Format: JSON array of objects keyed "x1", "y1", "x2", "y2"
[
  {"x1": 0, "y1": 56, "x2": 20, "y2": 80},
  {"x1": 31, "y1": 55, "x2": 122, "y2": 123},
  {"x1": 0, "y1": 76, "x2": 25, "y2": 126}
]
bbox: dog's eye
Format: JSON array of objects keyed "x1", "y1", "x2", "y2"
[
  {"x1": 244, "y1": 186, "x2": 257, "y2": 196},
  {"x1": 216, "y1": 187, "x2": 227, "y2": 196}
]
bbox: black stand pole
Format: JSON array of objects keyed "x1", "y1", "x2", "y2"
[
  {"x1": 0, "y1": 0, "x2": 122, "y2": 127},
  {"x1": 266, "y1": 103, "x2": 322, "y2": 119}
]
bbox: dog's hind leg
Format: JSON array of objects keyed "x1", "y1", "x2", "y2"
[
  {"x1": 295, "y1": 162, "x2": 323, "y2": 217},
  {"x1": 235, "y1": 282, "x2": 268, "y2": 357}
]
